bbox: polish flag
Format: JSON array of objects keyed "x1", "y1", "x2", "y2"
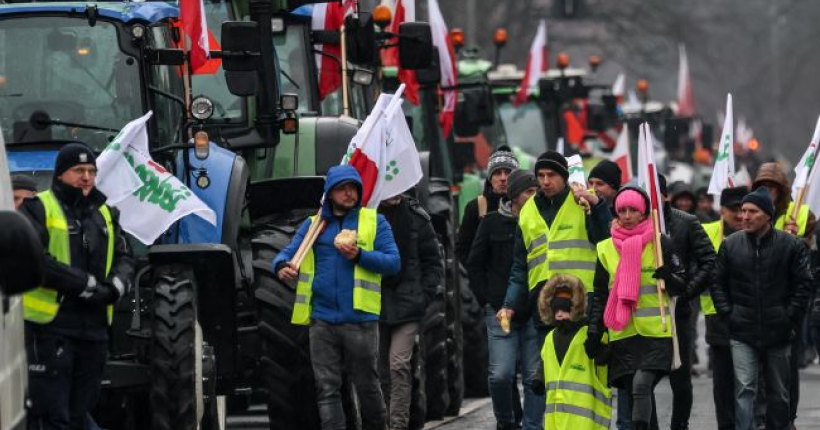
[
  {"x1": 311, "y1": 1, "x2": 357, "y2": 100},
  {"x1": 637, "y1": 122, "x2": 666, "y2": 233},
  {"x1": 514, "y1": 20, "x2": 547, "y2": 106},
  {"x1": 172, "y1": 20, "x2": 221, "y2": 75},
  {"x1": 676, "y1": 44, "x2": 695, "y2": 117},
  {"x1": 382, "y1": 0, "x2": 420, "y2": 105},
  {"x1": 180, "y1": 0, "x2": 210, "y2": 71},
  {"x1": 428, "y1": 0, "x2": 457, "y2": 136},
  {"x1": 610, "y1": 126, "x2": 633, "y2": 184}
]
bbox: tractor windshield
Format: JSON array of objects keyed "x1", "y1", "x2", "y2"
[
  {"x1": 498, "y1": 101, "x2": 547, "y2": 157},
  {"x1": 0, "y1": 16, "x2": 141, "y2": 151},
  {"x1": 274, "y1": 21, "x2": 315, "y2": 113},
  {"x1": 195, "y1": 0, "x2": 243, "y2": 122}
]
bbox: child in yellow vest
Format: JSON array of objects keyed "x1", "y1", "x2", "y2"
[{"x1": 538, "y1": 274, "x2": 612, "y2": 430}]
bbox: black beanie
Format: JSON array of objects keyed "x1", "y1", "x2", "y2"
[
  {"x1": 507, "y1": 169, "x2": 538, "y2": 201},
  {"x1": 588, "y1": 160, "x2": 622, "y2": 189},
  {"x1": 534, "y1": 150, "x2": 569, "y2": 181},
  {"x1": 487, "y1": 145, "x2": 519, "y2": 178},
  {"x1": 11, "y1": 174, "x2": 38, "y2": 192},
  {"x1": 742, "y1": 186, "x2": 775, "y2": 220},
  {"x1": 550, "y1": 296, "x2": 573, "y2": 314},
  {"x1": 720, "y1": 186, "x2": 748, "y2": 208},
  {"x1": 54, "y1": 143, "x2": 96, "y2": 178}
]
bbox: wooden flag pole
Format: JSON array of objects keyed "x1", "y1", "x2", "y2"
[
  {"x1": 650, "y1": 208, "x2": 668, "y2": 331},
  {"x1": 341, "y1": 23, "x2": 351, "y2": 117}
]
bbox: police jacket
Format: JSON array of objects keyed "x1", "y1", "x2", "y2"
[
  {"x1": 20, "y1": 180, "x2": 135, "y2": 340},
  {"x1": 379, "y1": 198, "x2": 443, "y2": 326},
  {"x1": 663, "y1": 205, "x2": 716, "y2": 315},
  {"x1": 712, "y1": 227, "x2": 813, "y2": 349}
]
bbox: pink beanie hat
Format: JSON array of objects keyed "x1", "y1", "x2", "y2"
[{"x1": 615, "y1": 189, "x2": 647, "y2": 214}]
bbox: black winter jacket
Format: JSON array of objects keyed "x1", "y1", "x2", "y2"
[
  {"x1": 663, "y1": 206, "x2": 717, "y2": 316},
  {"x1": 712, "y1": 228, "x2": 813, "y2": 350},
  {"x1": 379, "y1": 198, "x2": 443, "y2": 326},
  {"x1": 455, "y1": 184, "x2": 502, "y2": 265},
  {"x1": 20, "y1": 180, "x2": 135, "y2": 340}
]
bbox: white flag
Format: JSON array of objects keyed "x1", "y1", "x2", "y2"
[
  {"x1": 792, "y1": 115, "x2": 820, "y2": 201},
  {"x1": 566, "y1": 154, "x2": 586, "y2": 187},
  {"x1": 556, "y1": 137, "x2": 565, "y2": 155},
  {"x1": 371, "y1": 99, "x2": 424, "y2": 205},
  {"x1": 707, "y1": 94, "x2": 735, "y2": 196},
  {"x1": 612, "y1": 73, "x2": 626, "y2": 97},
  {"x1": 96, "y1": 112, "x2": 216, "y2": 244},
  {"x1": 802, "y1": 150, "x2": 820, "y2": 215},
  {"x1": 0, "y1": 127, "x2": 12, "y2": 211}
]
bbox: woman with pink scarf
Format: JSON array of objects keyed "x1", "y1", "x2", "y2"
[{"x1": 585, "y1": 187, "x2": 687, "y2": 430}]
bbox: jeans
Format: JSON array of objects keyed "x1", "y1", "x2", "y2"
[
  {"x1": 711, "y1": 345, "x2": 735, "y2": 430},
  {"x1": 378, "y1": 322, "x2": 419, "y2": 430},
  {"x1": 485, "y1": 307, "x2": 546, "y2": 430},
  {"x1": 310, "y1": 320, "x2": 385, "y2": 430},
  {"x1": 616, "y1": 388, "x2": 632, "y2": 430},
  {"x1": 25, "y1": 328, "x2": 107, "y2": 430},
  {"x1": 730, "y1": 340, "x2": 791, "y2": 430}
]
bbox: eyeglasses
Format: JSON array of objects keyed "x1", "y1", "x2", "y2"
[{"x1": 68, "y1": 166, "x2": 98, "y2": 176}]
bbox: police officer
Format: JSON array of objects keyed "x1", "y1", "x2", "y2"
[{"x1": 20, "y1": 143, "x2": 135, "y2": 430}]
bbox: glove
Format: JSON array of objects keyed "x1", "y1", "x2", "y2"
[
  {"x1": 80, "y1": 276, "x2": 127, "y2": 305},
  {"x1": 593, "y1": 344, "x2": 611, "y2": 366},
  {"x1": 78, "y1": 275, "x2": 98, "y2": 299},
  {"x1": 584, "y1": 336, "x2": 601, "y2": 359},
  {"x1": 653, "y1": 266, "x2": 685, "y2": 297},
  {"x1": 531, "y1": 364, "x2": 546, "y2": 396}
]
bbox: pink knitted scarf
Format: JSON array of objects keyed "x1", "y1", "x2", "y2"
[{"x1": 604, "y1": 218, "x2": 654, "y2": 331}]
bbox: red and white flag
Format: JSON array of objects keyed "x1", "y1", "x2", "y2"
[
  {"x1": 514, "y1": 20, "x2": 547, "y2": 106},
  {"x1": 637, "y1": 122, "x2": 666, "y2": 233},
  {"x1": 676, "y1": 44, "x2": 695, "y2": 117},
  {"x1": 612, "y1": 73, "x2": 626, "y2": 98},
  {"x1": 311, "y1": 0, "x2": 356, "y2": 100},
  {"x1": 610, "y1": 126, "x2": 633, "y2": 184},
  {"x1": 180, "y1": 0, "x2": 210, "y2": 71},
  {"x1": 428, "y1": 0, "x2": 457, "y2": 136},
  {"x1": 381, "y1": 0, "x2": 420, "y2": 105}
]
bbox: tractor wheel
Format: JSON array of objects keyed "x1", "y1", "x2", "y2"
[
  {"x1": 461, "y1": 281, "x2": 489, "y2": 398},
  {"x1": 443, "y1": 248, "x2": 463, "y2": 416},
  {"x1": 149, "y1": 264, "x2": 201, "y2": 430},
  {"x1": 421, "y1": 289, "x2": 449, "y2": 421},
  {"x1": 407, "y1": 334, "x2": 427, "y2": 430},
  {"x1": 252, "y1": 224, "x2": 322, "y2": 430}
]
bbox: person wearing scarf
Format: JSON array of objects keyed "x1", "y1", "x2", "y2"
[{"x1": 585, "y1": 187, "x2": 688, "y2": 430}]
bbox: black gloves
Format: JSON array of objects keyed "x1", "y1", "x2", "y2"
[
  {"x1": 584, "y1": 334, "x2": 601, "y2": 359},
  {"x1": 532, "y1": 364, "x2": 546, "y2": 396},
  {"x1": 653, "y1": 266, "x2": 685, "y2": 297},
  {"x1": 593, "y1": 344, "x2": 611, "y2": 366},
  {"x1": 79, "y1": 275, "x2": 127, "y2": 305}
]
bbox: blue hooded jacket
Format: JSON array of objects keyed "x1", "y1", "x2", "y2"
[{"x1": 272, "y1": 165, "x2": 401, "y2": 324}]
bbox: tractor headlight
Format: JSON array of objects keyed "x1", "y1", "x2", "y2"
[
  {"x1": 352, "y1": 68, "x2": 374, "y2": 86},
  {"x1": 280, "y1": 94, "x2": 299, "y2": 112},
  {"x1": 191, "y1": 96, "x2": 214, "y2": 120},
  {"x1": 131, "y1": 24, "x2": 146, "y2": 40}
]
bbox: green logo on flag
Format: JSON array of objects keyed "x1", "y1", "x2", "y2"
[
  {"x1": 715, "y1": 135, "x2": 732, "y2": 162},
  {"x1": 569, "y1": 165, "x2": 584, "y2": 174},
  {"x1": 385, "y1": 160, "x2": 400, "y2": 181},
  {"x1": 124, "y1": 153, "x2": 193, "y2": 213}
]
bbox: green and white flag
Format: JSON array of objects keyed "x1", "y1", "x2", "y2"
[
  {"x1": 96, "y1": 111, "x2": 216, "y2": 244},
  {"x1": 707, "y1": 94, "x2": 735, "y2": 196},
  {"x1": 566, "y1": 154, "x2": 586, "y2": 187},
  {"x1": 791, "y1": 115, "x2": 820, "y2": 201}
]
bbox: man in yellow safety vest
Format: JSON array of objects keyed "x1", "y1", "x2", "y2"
[
  {"x1": 19, "y1": 143, "x2": 135, "y2": 430},
  {"x1": 274, "y1": 165, "x2": 400, "y2": 430}
]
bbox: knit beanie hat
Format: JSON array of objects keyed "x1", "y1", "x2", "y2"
[
  {"x1": 742, "y1": 186, "x2": 775, "y2": 220},
  {"x1": 615, "y1": 188, "x2": 648, "y2": 215},
  {"x1": 550, "y1": 291, "x2": 573, "y2": 314},
  {"x1": 54, "y1": 143, "x2": 96, "y2": 178},
  {"x1": 534, "y1": 150, "x2": 569, "y2": 181},
  {"x1": 506, "y1": 169, "x2": 538, "y2": 201},
  {"x1": 720, "y1": 186, "x2": 749, "y2": 208},
  {"x1": 487, "y1": 145, "x2": 519, "y2": 178},
  {"x1": 588, "y1": 160, "x2": 622, "y2": 189},
  {"x1": 11, "y1": 174, "x2": 38, "y2": 192}
]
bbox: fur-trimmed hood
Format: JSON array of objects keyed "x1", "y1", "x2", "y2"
[{"x1": 538, "y1": 274, "x2": 587, "y2": 325}]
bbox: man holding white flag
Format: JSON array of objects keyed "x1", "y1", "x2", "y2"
[{"x1": 20, "y1": 143, "x2": 136, "y2": 430}]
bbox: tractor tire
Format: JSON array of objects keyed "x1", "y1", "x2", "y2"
[
  {"x1": 461, "y1": 281, "x2": 489, "y2": 398},
  {"x1": 407, "y1": 335, "x2": 427, "y2": 430},
  {"x1": 252, "y1": 222, "x2": 322, "y2": 430},
  {"x1": 444, "y1": 251, "x2": 463, "y2": 416},
  {"x1": 149, "y1": 264, "x2": 201, "y2": 430},
  {"x1": 421, "y1": 290, "x2": 449, "y2": 421}
]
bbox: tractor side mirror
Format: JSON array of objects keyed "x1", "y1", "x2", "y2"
[
  {"x1": 221, "y1": 21, "x2": 261, "y2": 96},
  {"x1": 416, "y1": 46, "x2": 441, "y2": 85},
  {"x1": 345, "y1": 13, "x2": 376, "y2": 65},
  {"x1": 398, "y1": 22, "x2": 433, "y2": 70},
  {"x1": 454, "y1": 84, "x2": 495, "y2": 136}
]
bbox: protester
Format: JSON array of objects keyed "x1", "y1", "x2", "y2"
[
  {"x1": 701, "y1": 186, "x2": 748, "y2": 430},
  {"x1": 19, "y1": 143, "x2": 135, "y2": 430},
  {"x1": 498, "y1": 150, "x2": 612, "y2": 430},
  {"x1": 537, "y1": 274, "x2": 611, "y2": 430},
  {"x1": 274, "y1": 165, "x2": 400, "y2": 430},
  {"x1": 712, "y1": 186, "x2": 813, "y2": 430},
  {"x1": 587, "y1": 187, "x2": 687, "y2": 430},
  {"x1": 377, "y1": 192, "x2": 442, "y2": 430},
  {"x1": 669, "y1": 183, "x2": 696, "y2": 215},
  {"x1": 467, "y1": 169, "x2": 538, "y2": 430},
  {"x1": 753, "y1": 162, "x2": 815, "y2": 237},
  {"x1": 11, "y1": 173, "x2": 38, "y2": 209},
  {"x1": 589, "y1": 160, "x2": 622, "y2": 213},
  {"x1": 696, "y1": 187, "x2": 720, "y2": 222},
  {"x1": 456, "y1": 145, "x2": 519, "y2": 264}
]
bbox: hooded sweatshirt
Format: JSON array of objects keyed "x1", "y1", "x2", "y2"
[{"x1": 272, "y1": 166, "x2": 401, "y2": 324}]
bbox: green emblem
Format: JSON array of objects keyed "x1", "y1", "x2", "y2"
[{"x1": 385, "y1": 160, "x2": 400, "y2": 181}]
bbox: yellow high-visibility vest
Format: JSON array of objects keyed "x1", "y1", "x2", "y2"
[
  {"x1": 775, "y1": 202, "x2": 809, "y2": 236},
  {"x1": 596, "y1": 239, "x2": 672, "y2": 341},
  {"x1": 519, "y1": 194, "x2": 597, "y2": 292},
  {"x1": 542, "y1": 325, "x2": 612, "y2": 430},
  {"x1": 24, "y1": 190, "x2": 115, "y2": 325},
  {"x1": 700, "y1": 221, "x2": 722, "y2": 316},
  {"x1": 291, "y1": 208, "x2": 381, "y2": 325}
]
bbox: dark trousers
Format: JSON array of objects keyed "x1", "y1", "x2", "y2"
[
  {"x1": 310, "y1": 320, "x2": 385, "y2": 430},
  {"x1": 625, "y1": 370, "x2": 662, "y2": 426},
  {"x1": 25, "y1": 328, "x2": 107, "y2": 430},
  {"x1": 668, "y1": 312, "x2": 694, "y2": 430},
  {"x1": 710, "y1": 344, "x2": 735, "y2": 430}
]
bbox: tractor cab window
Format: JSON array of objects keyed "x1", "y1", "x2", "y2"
[
  {"x1": 274, "y1": 22, "x2": 314, "y2": 113},
  {"x1": 149, "y1": 24, "x2": 186, "y2": 146},
  {"x1": 498, "y1": 101, "x2": 547, "y2": 158},
  {"x1": 0, "y1": 17, "x2": 141, "y2": 151}
]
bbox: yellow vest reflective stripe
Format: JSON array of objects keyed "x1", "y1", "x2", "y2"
[
  {"x1": 596, "y1": 239, "x2": 672, "y2": 341},
  {"x1": 700, "y1": 221, "x2": 721, "y2": 316},
  {"x1": 24, "y1": 190, "x2": 115, "y2": 325},
  {"x1": 775, "y1": 202, "x2": 809, "y2": 236},
  {"x1": 542, "y1": 325, "x2": 612, "y2": 430},
  {"x1": 291, "y1": 208, "x2": 381, "y2": 326},
  {"x1": 519, "y1": 194, "x2": 597, "y2": 292}
]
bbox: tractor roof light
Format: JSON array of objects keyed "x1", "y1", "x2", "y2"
[
  {"x1": 493, "y1": 28, "x2": 507, "y2": 47},
  {"x1": 450, "y1": 28, "x2": 465, "y2": 48},
  {"x1": 280, "y1": 94, "x2": 299, "y2": 112},
  {"x1": 194, "y1": 131, "x2": 210, "y2": 160},
  {"x1": 373, "y1": 4, "x2": 392, "y2": 30},
  {"x1": 191, "y1": 96, "x2": 214, "y2": 120},
  {"x1": 352, "y1": 68, "x2": 374, "y2": 86},
  {"x1": 131, "y1": 24, "x2": 146, "y2": 40},
  {"x1": 557, "y1": 52, "x2": 570, "y2": 70},
  {"x1": 589, "y1": 55, "x2": 601, "y2": 71},
  {"x1": 748, "y1": 137, "x2": 760, "y2": 151},
  {"x1": 271, "y1": 17, "x2": 286, "y2": 34},
  {"x1": 636, "y1": 79, "x2": 649, "y2": 94}
]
